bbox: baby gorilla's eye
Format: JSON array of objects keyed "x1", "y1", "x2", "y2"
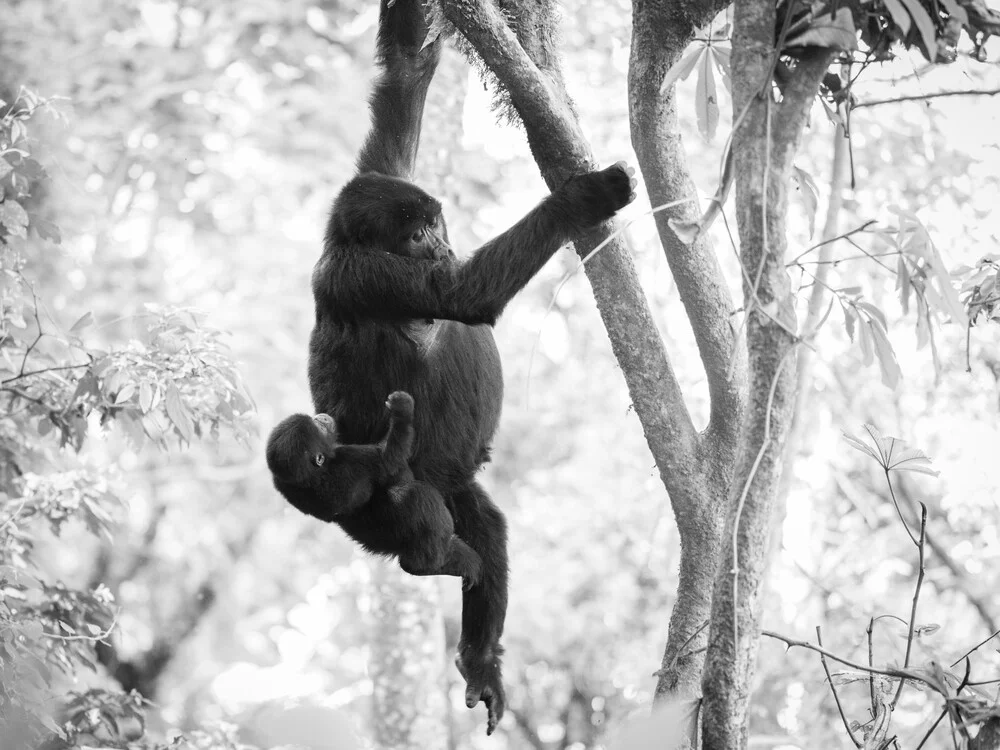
[{"x1": 314, "y1": 453, "x2": 325, "y2": 467}]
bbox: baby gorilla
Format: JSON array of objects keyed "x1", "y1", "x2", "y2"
[{"x1": 266, "y1": 391, "x2": 482, "y2": 588}]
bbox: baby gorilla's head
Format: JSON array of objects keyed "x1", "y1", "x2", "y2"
[{"x1": 265, "y1": 413, "x2": 339, "y2": 487}]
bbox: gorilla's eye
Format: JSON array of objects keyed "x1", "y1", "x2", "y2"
[{"x1": 313, "y1": 453, "x2": 325, "y2": 467}]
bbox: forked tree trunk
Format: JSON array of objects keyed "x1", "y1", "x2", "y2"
[
  {"x1": 368, "y1": 560, "x2": 450, "y2": 749},
  {"x1": 700, "y1": 0, "x2": 835, "y2": 744},
  {"x1": 438, "y1": 0, "x2": 833, "y2": 746}
]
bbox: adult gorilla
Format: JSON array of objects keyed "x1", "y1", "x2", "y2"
[{"x1": 308, "y1": 0, "x2": 635, "y2": 734}]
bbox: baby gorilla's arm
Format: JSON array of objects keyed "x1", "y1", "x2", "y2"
[{"x1": 381, "y1": 391, "x2": 416, "y2": 477}]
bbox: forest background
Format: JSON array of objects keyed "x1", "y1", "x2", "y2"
[{"x1": 1, "y1": 0, "x2": 1000, "y2": 748}]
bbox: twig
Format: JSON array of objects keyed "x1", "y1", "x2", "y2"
[
  {"x1": 525, "y1": 197, "x2": 695, "y2": 402},
  {"x1": 793, "y1": 250, "x2": 900, "y2": 267},
  {"x1": 950, "y1": 628, "x2": 1000, "y2": 668},
  {"x1": 18, "y1": 284, "x2": 44, "y2": 377},
  {"x1": 867, "y1": 617, "x2": 877, "y2": 715},
  {"x1": 43, "y1": 610, "x2": 120, "y2": 644},
  {"x1": 885, "y1": 471, "x2": 919, "y2": 546},
  {"x1": 2, "y1": 363, "x2": 90, "y2": 385},
  {"x1": 0, "y1": 498, "x2": 28, "y2": 534},
  {"x1": 854, "y1": 88, "x2": 1000, "y2": 109},
  {"x1": 914, "y1": 707, "x2": 948, "y2": 749},
  {"x1": 817, "y1": 626, "x2": 862, "y2": 747},
  {"x1": 762, "y1": 629, "x2": 939, "y2": 689},
  {"x1": 662, "y1": 619, "x2": 710, "y2": 676},
  {"x1": 891, "y1": 503, "x2": 928, "y2": 708},
  {"x1": 786, "y1": 219, "x2": 878, "y2": 266},
  {"x1": 731, "y1": 348, "x2": 796, "y2": 652}
]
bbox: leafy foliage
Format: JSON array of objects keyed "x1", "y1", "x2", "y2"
[{"x1": 0, "y1": 88, "x2": 257, "y2": 747}]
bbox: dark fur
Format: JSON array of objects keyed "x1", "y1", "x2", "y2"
[
  {"x1": 305, "y1": 0, "x2": 635, "y2": 735},
  {"x1": 266, "y1": 392, "x2": 482, "y2": 587}
]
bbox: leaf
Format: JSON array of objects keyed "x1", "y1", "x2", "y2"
[
  {"x1": 843, "y1": 428, "x2": 885, "y2": 465},
  {"x1": 69, "y1": 312, "x2": 94, "y2": 334},
  {"x1": 165, "y1": 384, "x2": 194, "y2": 442},
  {"x1": 897, "y1": 0, "x2": 938, "y2": 59},
  {"x1": 784, "y1": 7, "x2": 858, "y2": 51},
  {"x1": 31, "y1": 217, "x2": 61, "y2": 243},
  {"x1": 897, "y1": 255, "x2": 912, "y2": 314},
  {"x1": 695, "y1": 49, "x2": 719, "y2": 140},
  {"x1": 421, "y1": 2, "x2": 451, "y2": 50},
  {"x1": 882, "y1": 0, "x2": 912, "y2": 36},
  {"x1": 139, "y1": 382, "x2": 153, "y2": 413},
  {"x1": 114, "y1": 383, "x2": 136, "y2": 405},
  {"x1": 857, "y1": 318, "x2": 874, "y2": 365},
  {"x1": 668, "y1": 217, "x2": 701, "y2": 245},
  {"x1": 888, "y1": 448, "x2": 939, "y2": 475},
  {"x1": 661, "y1": 43, "x2": 706, "y2": 93},
  {"x1": 0, "y1": 200, "x2": 29, "y2": 238},
  {"x1": 843, "y1": 304, "x2": 857, "y2": 342},
  {"x1": 938, "y1": 0, "x2": 969, "y2": 25},
  {"x1": 710, "y1": 44, "x2": 733, "y2": 95},
  {"x1": 0, "y1": 159, "x2": 12, "y2": 179},
  {"x1": 915, "y1": 293, "x2": 930, "y2": 350},
  {"x1": 868, "y1": 318, "x2": 902, "y2": 389},
  {"x1": 857, "y1": 300, "x2": 888, "y2": 330},
  {"x1": 793, "y1": 165, "x2": 820, "y2": 237}
]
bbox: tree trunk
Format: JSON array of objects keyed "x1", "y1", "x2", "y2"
[
  {"x1": 700, "y1": 0, "x2": 835, "y2": 743},
  {"x1": 367, "y1": 41, "x2": 469, "y2": 749},
  {"x1": 368, "y1": 560, "x2": 450, "y2": 750}
]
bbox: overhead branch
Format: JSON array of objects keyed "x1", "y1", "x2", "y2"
[
  {"x1": 854, "y1": 87, "x2": 1000, "y2": 108},
  {"x1": 440, "y1": 0, "x2": 700, "y2": 475}
]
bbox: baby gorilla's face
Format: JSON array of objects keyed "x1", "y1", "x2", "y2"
[{"x1": 265, "y1": 413, "x2": 341, "y2": 486}]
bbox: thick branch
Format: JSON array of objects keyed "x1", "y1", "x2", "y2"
[
  {"x1": 441, "y1": 0, "x2": 700, "y2": 477},
  {"x1": 629, "y1": 3, "x2": 748, "y2": 710},
  {"x1": 700, "y1": 0, "x2": 835, "y2": 738},
  {"x1": 630, "y1": 0, "x2": 745, "y2": 446}
]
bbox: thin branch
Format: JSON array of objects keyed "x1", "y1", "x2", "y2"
[
  {"x1": 44, "y1": 610, "x2": 120, "y2": 643},
  {"x1": 950, "y1": 628, "x2": 1000, "y2": 668},
  {"x1": 854, "y1": 88, "x2": 1000, "y2": 109},
  {"x1": 914, "y1": 708, "x2": 949, "y2": 749},
  {"x1": 867, "y1": 617, "x2": 877, "y2": 716},
  {"x1": 885, "y1": 471, "x2": 920, "y2": 546},
  {"x1": 660, "y1": 619, "x2": 710, "y2": 677},
  {"x1": 891, "y1": 503, "x2": 927, "y2": 707},
  {"x1": 762, "y1": 630, "x2": 937, "y2": 689},
  {"x1": 2, "y1": 362, "x2": 91, "y2": 385},
  {"x1": 816, "y1": 626, "x2": 862, "y2": 747},
  {"x1": 730, "y1": 347, "x2": 796, "y2": 652}
]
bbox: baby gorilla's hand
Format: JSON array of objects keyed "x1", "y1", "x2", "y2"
[{"x1": 385, "y1": 391, "x2": 415, "y2": 421}]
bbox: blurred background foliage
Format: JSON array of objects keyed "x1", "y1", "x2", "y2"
[{"x1": 0, "y1": 0, "x2": 999, "y2": 748}]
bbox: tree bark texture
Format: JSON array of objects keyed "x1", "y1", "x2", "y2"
[
  {"x1": 629, "y1": 0, "x2": 747, "y2": 711},
  {"x1": 440, "y1": 0, "x2": 711, "y2": 520},
  {"x1": 368, "y1": 560, "x2": 450, "y2": 750},
  {"x1": 700, "y1": 0, "x2": 835, "y2": 744}
]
